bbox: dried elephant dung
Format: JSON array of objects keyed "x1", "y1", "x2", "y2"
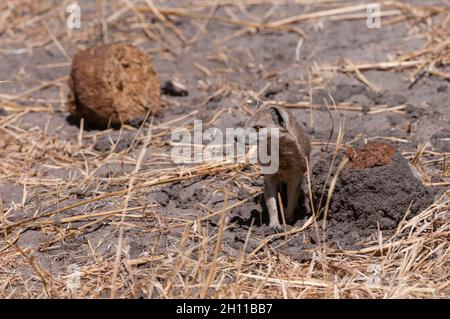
[{"x1": 68, "y1": 44, "x2": 161, "y2": 128}]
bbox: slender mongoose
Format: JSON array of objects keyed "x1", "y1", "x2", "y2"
[{"x1": 245, "y1": 105, "x2": 311, "y2": 232}]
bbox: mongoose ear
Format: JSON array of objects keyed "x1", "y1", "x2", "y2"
[{"x1": 270, "y1": 106, "x2": 289, "y2": 129}]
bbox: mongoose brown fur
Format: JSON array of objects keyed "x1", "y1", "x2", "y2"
[{"x1": 245, "y1": 105, "x2": 311, "y2": 232}]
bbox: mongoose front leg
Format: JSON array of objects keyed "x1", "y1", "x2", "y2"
[
  {"x1": 264, "y1": 175, "x2": 282, "y2": 232},
  {"x1": 285, "y1": 179, "x2": 302, "y2": 224}
]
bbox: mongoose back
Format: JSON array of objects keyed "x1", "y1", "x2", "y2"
[{"x1": 245, "y1": 105, "x2": 311, "y2": 232}]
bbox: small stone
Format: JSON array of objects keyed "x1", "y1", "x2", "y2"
[{"x1": 161, "y1": 80, "x2": 188, "y2": 97}]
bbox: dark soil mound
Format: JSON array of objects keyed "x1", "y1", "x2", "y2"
[{"x1": 311, "y1": 142, "x2": 434, "y2": 246}]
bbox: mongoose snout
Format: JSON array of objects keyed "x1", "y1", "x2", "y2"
[{"x1": 245, "y1": 105, "x2": 311, "y2": 232}]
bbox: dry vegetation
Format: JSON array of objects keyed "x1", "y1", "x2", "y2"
[{"x1": 0, "y1": 0, "x2": 449, "y2": 298}]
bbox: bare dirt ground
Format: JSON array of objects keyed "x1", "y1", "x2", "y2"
[{"x1": 0, "y1": 0, "x2": 449, "y2": 298}]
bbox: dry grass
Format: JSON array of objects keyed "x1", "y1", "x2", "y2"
[{"x1": 0, "y1": 0, "x2": 449, "y2": 298}]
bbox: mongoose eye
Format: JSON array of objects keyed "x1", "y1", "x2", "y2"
[{"x1": 253, "y1": 125, "x2": 263, "y2": 132}]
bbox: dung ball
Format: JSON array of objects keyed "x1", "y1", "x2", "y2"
[{"x1": 68, "y1": 44, "x2": 161, "y2": 128}]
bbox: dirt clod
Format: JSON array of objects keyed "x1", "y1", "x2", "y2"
[
  {"x1": 153, "y1": 191, "x2": 169, "y2": 207},
  {"x1": 345, "y1": 142, "x2": 395, "y2": 169},
  {"x1": 68, "y1": 44, "x2": 161, "y2": 128}
]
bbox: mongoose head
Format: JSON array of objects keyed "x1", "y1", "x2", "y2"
[
  {"x1": 241, "y1": 105, "x2": 288, "y2": 174},
  {"x1": 245, "y1": 104, "x2": 290, "y2": 135}
]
